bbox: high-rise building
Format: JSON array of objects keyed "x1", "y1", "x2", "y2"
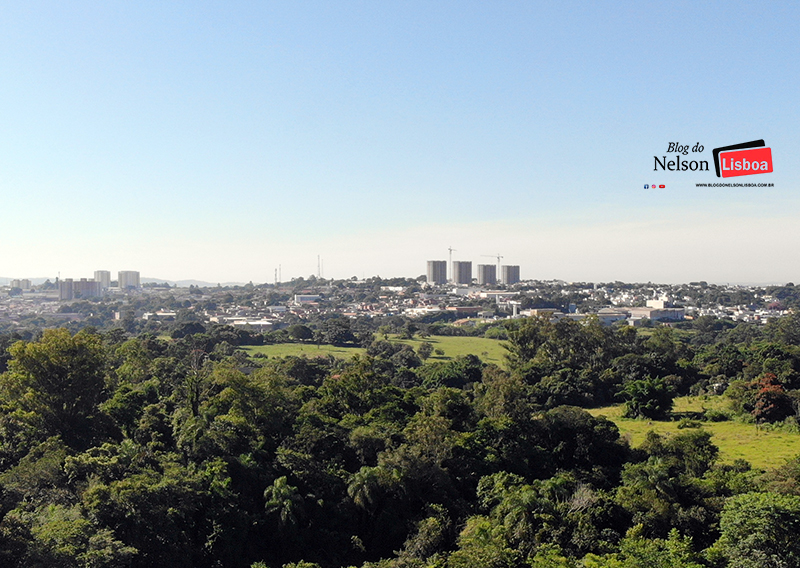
[
  {"x1": 60, "y1": 278, "x2": 102, "y2": 300},
  {"x1": 94, "y1": 270, "x2": 111, "y2": 289},
  {"x1": 452, "y1": 261, "x2": 472, "y2": 285},
  {"x1": 426, "y1": 260, "x2": 447, "y2": 284},
  {"x1": 74, "y1": 278, "x2": 102, "y2": 298},
  {"x1": 118, "y1": 271, "x2": 141, "y2": 290},
  {"x1": 59, "y1": 279, "x2": 74, "y2": 301},
  {"x1": 10, "y1": 279, "x2": 31, "y2": 290},
  {"x1": 477, "y1": 264, "x2": 497, "y2": 285},
  {"x1": 501, "y1": 265, "x2": 521, "y2": 285}
]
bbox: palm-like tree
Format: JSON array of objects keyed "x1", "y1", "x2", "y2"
[
  {"x1": 264, "y1": 476, "x2": 304, "y2": 529},
  {"x1": 347, "y1": 466, "x2": 381, "y2": 513},
  {"x1": 497, "y1": 485, "x2": 554, "y2": 556}
]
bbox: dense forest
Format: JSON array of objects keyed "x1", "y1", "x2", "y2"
[{"x1": 3, "y1": 314, "x2": 800, "y2": 567}]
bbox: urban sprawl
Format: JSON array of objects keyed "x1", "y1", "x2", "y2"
[{"x1": 1, "y1": 261, "x2": 794, "y2": 335}]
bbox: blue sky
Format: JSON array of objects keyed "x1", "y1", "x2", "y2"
[{"x1": 1, "y1": 1, "x2": 798, "y2": 283}]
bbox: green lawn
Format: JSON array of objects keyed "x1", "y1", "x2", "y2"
[
  {"x1": 388, "y1": 335, "x2": 507, "y2": 366},
  {"x1": 588, "y1": 396, "x2": 800, "y2": 470},
  {"x1": 242, "y1": 343, "x2": 366, "y2": 359},
  {"x1": 242, "y1": 334, "x2": 508, "y2": 366}
]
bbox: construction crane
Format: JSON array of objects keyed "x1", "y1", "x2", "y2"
[
  {"x1": 448, "y1": 246, "x2": 457, "y2": 283},
  {"x1": 481, "y1": 253, "x2": 504, "y2": 282}
]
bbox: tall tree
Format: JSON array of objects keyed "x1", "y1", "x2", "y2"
[
  {"x1": 714, "y1": 492, "x2": 800, "y2": 568},
  {"x1": 1, "y1": 329, "x2": 107, "y2": 448}
]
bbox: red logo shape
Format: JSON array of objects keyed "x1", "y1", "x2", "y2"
[
  {"x1": 659, "y1": 185, "x2": 665, "y2": 188},
  {"x1": 719, "y1": 147, "x2": 773, "y2": 178}
]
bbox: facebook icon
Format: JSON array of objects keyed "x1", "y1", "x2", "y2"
[{"x1": 644, "y1": 184, "x2": 649, "y2": 189}]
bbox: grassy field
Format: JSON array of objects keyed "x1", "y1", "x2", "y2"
[
  {"x1": 242, "y1": 334, "x2": 508, "y2": 365},
  {"x1": 588, "y1": 396, "x2": 800, "y2": 470},
  {"x1": 242, "y1": 343, "x2": 367, "y2": 359},
  {"x1": 388, "y1": 335, "x2": 507, "y2": 366}
]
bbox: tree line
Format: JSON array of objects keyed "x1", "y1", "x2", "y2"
[{"x1": 1, "y1": 313, "x2": 800, "y2": 566}]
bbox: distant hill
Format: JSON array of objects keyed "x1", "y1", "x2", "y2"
[
  {"x1": 141, "y1": 278, "x2": 247, "y2": 288},
  {"x1": 1, "y1": 277, "x2": 247, "y2": 288},
  {"x1": 0, "y1": 277, "x2": 55, "y2": 286}
]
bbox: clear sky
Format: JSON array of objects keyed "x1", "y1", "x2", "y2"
[{"x1": 1, "y1": 1, "x2": 798, "y2": 284}]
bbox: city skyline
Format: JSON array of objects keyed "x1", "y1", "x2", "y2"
[{"x1": 1, "y1": 2, "x2": 798, "y2": 284}]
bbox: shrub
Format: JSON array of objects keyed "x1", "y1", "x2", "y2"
[
  {"x1": 620, "y1": 377, "x2": 675, "y2": 420},
  {"x1": 703, "y1": 408, "x2": 731, "y2": 422}
]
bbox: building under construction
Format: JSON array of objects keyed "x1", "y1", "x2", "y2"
[
  {"x1": 426, "y1": 260, "x2": 447, "y2": 284},
  {"x1": 477, "y1": 264, "x2": 497, "y2": 285},
  {"x1": 501, "y1": 265, "x2": 521, "y2": 285},
  {"x1": 452, "y1": 261, "x2": 472, "y2": 285}
]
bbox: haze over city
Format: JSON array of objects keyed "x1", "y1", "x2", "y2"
[
  {"x1": 6, "y1": 5, "x2": 800, "y2": 566},
  {"x1": 2, "y1": 1, "x2": 798, "y2": 283}
]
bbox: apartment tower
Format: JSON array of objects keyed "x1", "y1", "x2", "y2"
[
  {"x1": 426, "y1": 260, "x2": 447, "y2": 285},
  {"x1": 118, "y1": 271, "x2": 141, "y2": 290},
  {"x1": 452, "y1": 261, "x2": 472, "y2": 285},
  {"x1": 501, "y1": 265, "x2": 521, "y2": 285},
  {"x1": 477, "y1": 264, "x2": 497, "y2": 285},
  {"x1": 94, "y1": 270, "x2": 111, "y2": 289}
]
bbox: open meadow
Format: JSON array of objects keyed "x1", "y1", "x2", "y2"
[
  {"x1": 242, "y1": 342, "x2": 366, "y2": 359},
  {"x1": 388, "y1": 334, "x2": 507, "y2": 365},
  {"x1": 242, "y1": 334, "x2": 508, "y2": 366},
  {"x1": 589, "y1": 396, "x2": 800, "y2": 470}
]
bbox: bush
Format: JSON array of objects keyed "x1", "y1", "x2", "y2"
[
  {"x1": 483, "y1": 326, "x2": 508, "y2": 340},
  {"x1": 620, "y1": 377, "x2": 675, "y2": 420},
  {"x1": 703, "y1": 408, "x2": 731, "y2": 422}
]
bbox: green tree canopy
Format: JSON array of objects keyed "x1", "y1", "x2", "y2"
[{"x1": 1, "y1": 329, "x2": 107, "y2": 448}]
